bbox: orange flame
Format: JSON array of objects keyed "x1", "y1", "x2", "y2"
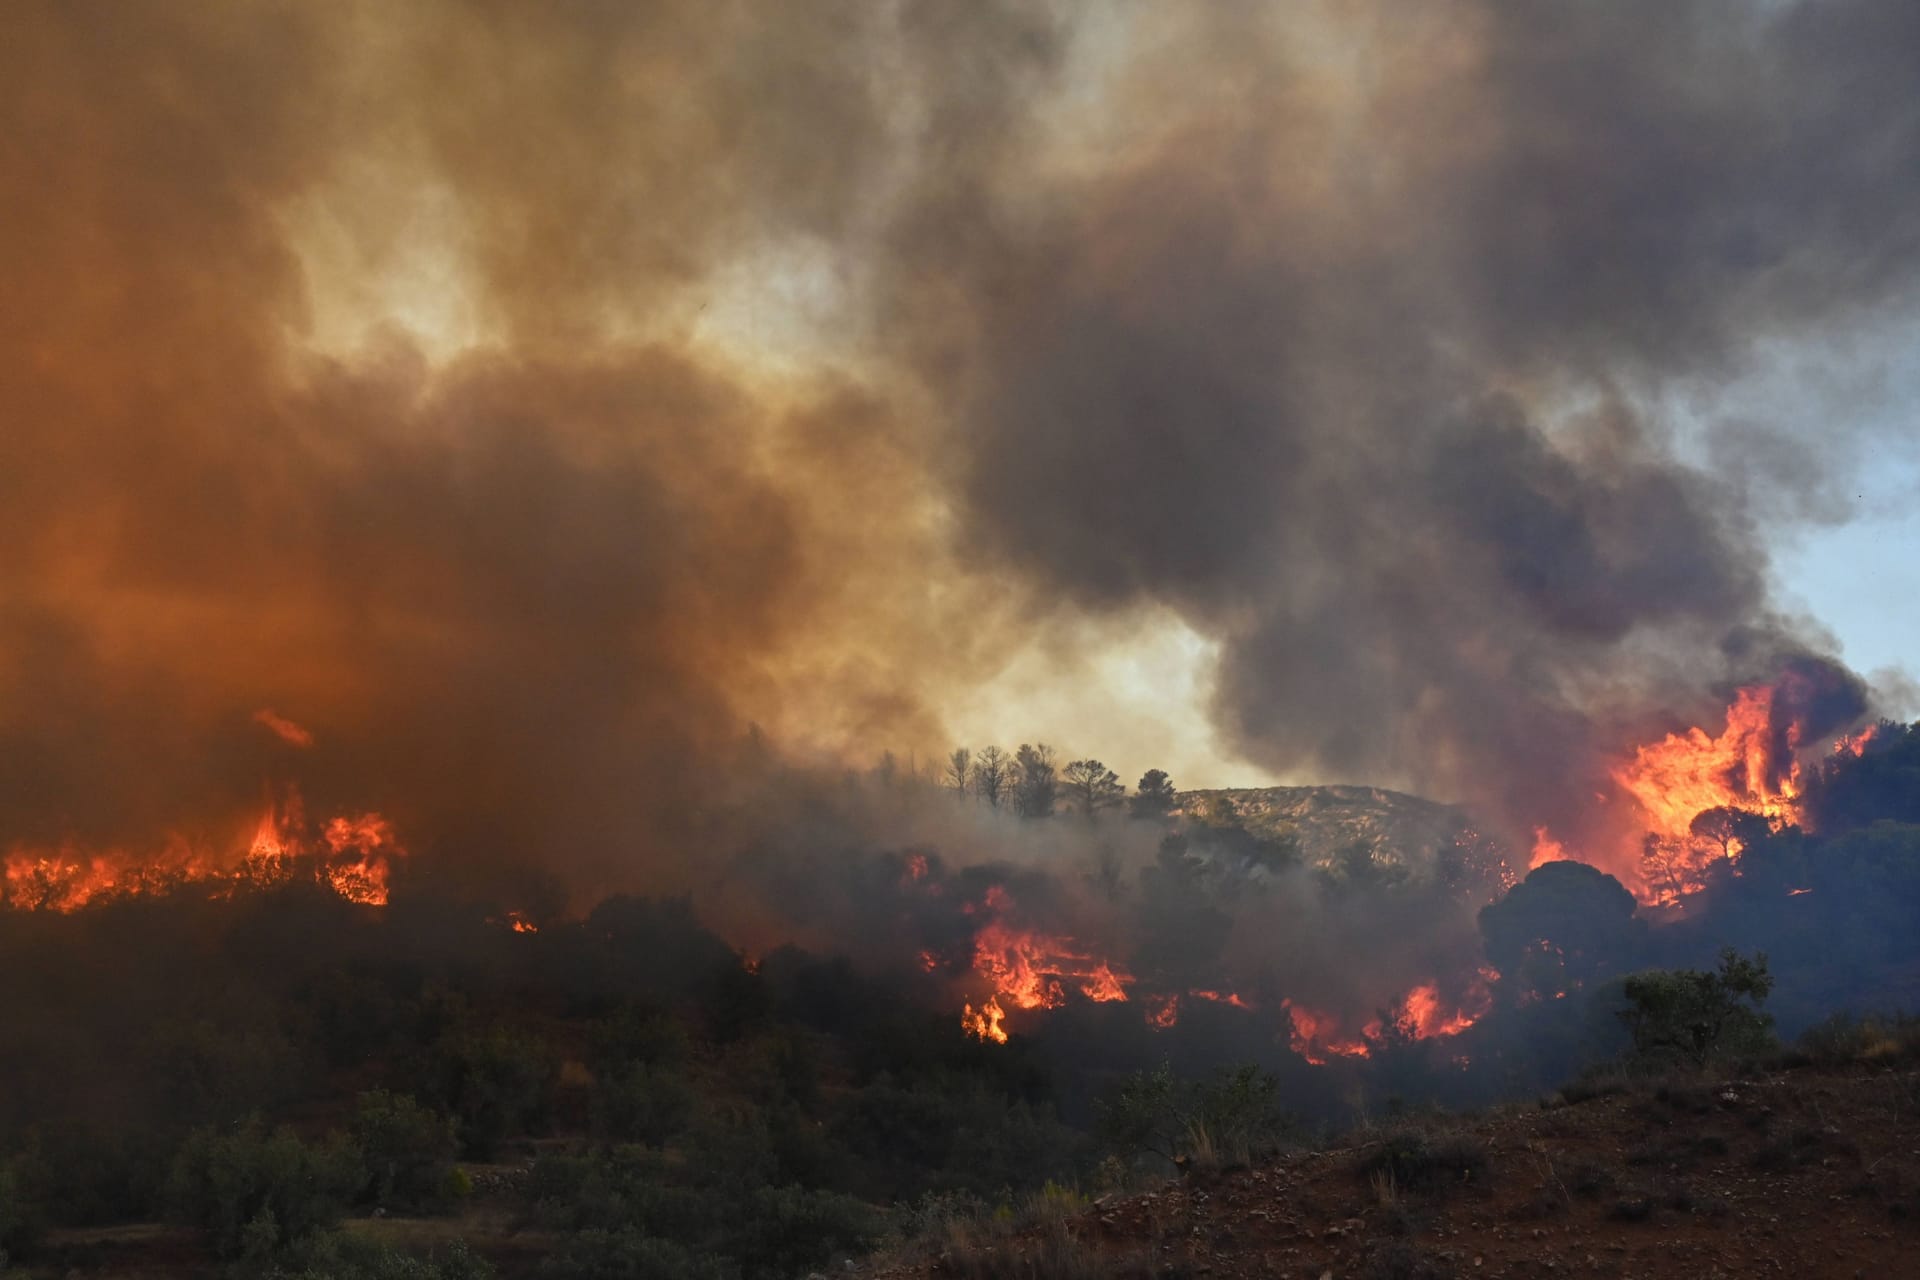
[
  {"x1": 1613, "y1": 685, "x2": 1798, "y2": 843},
  {"x1": 1528, "y1": 826, "x2": 1569, "y2": 869},
  {"x1": 962, "y1": 997, "x2": 1008, "y2": 1043},
  {"x1": 1283, "y1": 999, "x2": 1375, "y2": 1065},
  {"x1": 969, "y1": 919, "x2": 1133, "y2": 1010},
  {"x1": 1189, "y1": 988, "x2": 1255, "y2": 1010},
  {"x1": 1282, "y1": 973, "x2": 1491, "y2": 1065},
  {"x1": 1834, "y1": 725, "x2": 1877, "y2": 758},
  {"x1": 1545, "y1": 681, "x2": 1869, "y2": 904},
  {"x1": 2, "y1": 790, "x2": 406, "y2": 912}
]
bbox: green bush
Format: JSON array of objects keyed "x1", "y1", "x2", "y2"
[
  {"x1": 735, "y1": 1184, "x2": 880, "y2": 1279},
  {"x1": 1618, "y1": 949, "x2": 1774, "y2": 1067},
  {"x1": 422, "y1": 1029, "x2": 557, "y2": 1159},
  {"x1": 351, "y1": 1091, "x2": 459, "y2": 1213},
  {"x1": 260, "y1": 1230, "x2": 495, "y2": 1280},
  {"x1": 165, "y1": 1120, "x2": 362, "y2": 1259},
  {"x1": 1099, "y1": 1062, "x2": 1291, "y2": 1171},
  {"x1": 587, "y1": 1007, "x2": 690, "y2": 1075},
  {"x1": 589, "y1": 1066, "x2": 694, "y2": 1146},
  {"x1": 536, "y1": 1228, "x2": 725, "y2": 1280},
  {"x1": 1358, "y1": 1131, "x2": 1490, "y2": 1195}
]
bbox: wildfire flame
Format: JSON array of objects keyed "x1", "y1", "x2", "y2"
[
  {"x1": 1, "y1": 788, "x2": 406, "y2": 912},
  {"x1": 1543, "y1": 678, "x2": 1873, "y2": 905},
  {"x1": 1613, "y1": 685, "x2": 1799, "y2": 842},
  {"x1": 969, "y1": 918, "x2": 1134, "y2": 1010},
  {"x1": 962, "y1": 996, "x2": 1008, "y2": 1044},
  {"x1": 1282, "y1": 973, "x2": 1493, "y2": 1065}
]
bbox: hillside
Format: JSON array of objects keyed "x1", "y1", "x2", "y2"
[
  {"x1": 862, "y1": 1060, "x2": 1920, "y2": 1279},
  {"x1": 1178, "y1": 785, "x2": 1473, "y2": 872}
]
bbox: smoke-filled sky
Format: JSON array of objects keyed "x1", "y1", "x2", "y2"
[{"x1": 3, "y1": 0, "x2": 1916, "y2": 888}]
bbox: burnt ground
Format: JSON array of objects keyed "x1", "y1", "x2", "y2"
[{"x1": 862, "y1": 1063, "x2": 1920, "y2": 1280}]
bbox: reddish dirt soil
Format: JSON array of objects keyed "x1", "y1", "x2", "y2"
[{"x1": 865, "y1": 1064, "x2": 1920, "y2": 1279}]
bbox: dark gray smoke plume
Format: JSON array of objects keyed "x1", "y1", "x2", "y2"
[
  {"x1": 879, "y1": 0, "x2": 1919, "y2": 866},
  {"x1": 1, "y1": 0, "x2": 1914, "y2": 901}
]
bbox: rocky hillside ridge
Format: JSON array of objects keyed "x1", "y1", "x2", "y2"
[{"x1": 1177, "y1": 784, "x2": 1473, "y2": 874}]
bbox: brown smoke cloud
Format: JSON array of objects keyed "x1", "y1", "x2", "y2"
[{"x1": 1, "y1": 1, "x2": 1914, "y2": 898}]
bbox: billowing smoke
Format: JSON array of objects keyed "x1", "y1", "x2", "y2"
[
  {"x1": 2, "y1": 0, "x2": 1915, "y2": 921},
  {"x1": 880, "y1": 0, "x2": 1918, "y2": 873}
]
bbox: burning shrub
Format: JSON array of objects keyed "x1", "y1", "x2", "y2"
[
  {"x1": 164, "y1": 1119, "x2": 362, "y2": 1259},
  {"x1": 1617, "y1": 949, "x2": 1775, "y2": 1067}
]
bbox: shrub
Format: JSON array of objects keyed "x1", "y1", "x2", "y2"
[
  {"x1": 261, "y1": 1231, "x2": 495, "y2": 1280},
  {"x1": 589, "y1": 1065, "x2": 695, "y2": 1146},
  {"x1": 587, "y1": 1007, "x2": 690, "y2": 1075},
  {"x1": 1358, "y1": 1132, "x2": 1489, "y2": 1196},
  {"x1": 351, "y1": 1091, "x2": 459, "y2": 1213},
  {"x1": 1099, "y1": 1062, "x2": 1291, "y2": 1172},
  {"x1": 422, "y1": 1029, "x2": 557, "y2": 1159},
  {"x1": 536, "y1": 1229, "x2": 725, "y2": 1280},
  {"x1": 735, "y1": 1184, "x2": 881, "y2": 1279},
  {"x1": 1618, "y1": 949, "x2": 1774, "y2": 1067},
  {"x1": 1797, "y1": 1012, "x2": 1920, "y2": 1067},
  {"x1": 165, "y1": 1119, "x2": 362, "y2": 1259}
]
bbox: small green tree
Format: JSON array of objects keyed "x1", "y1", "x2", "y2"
[
  {"x1": 351, "y1": 1091, "x2": 458, "y2": 1213},
  {"x1": 1618, "y1": 949, "x2": 1775, "y2": 1066},
  {"x1": 1099, "y1": 1062, "x2": 1290, "y2": 1172}
]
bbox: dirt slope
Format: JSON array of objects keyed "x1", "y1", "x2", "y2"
[{"x1": 867, "y1": 1064, "x2": 1920, "y2": 1279}]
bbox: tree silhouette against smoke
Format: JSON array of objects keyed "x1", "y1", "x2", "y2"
[
  {"x1": 1131, "y1": 769, "x2": 1177, "y2": 820},
  {"x1": 1061, "y1": 758, "x2": 1123, "y2": 820},
  {"x1": 1013, "y1": 744, "x2": 1058, "y2": 819},
  {"x1": 969, "y1": 746, "x2": 1010, "y2": 809},
  {"x1": 943, "y1": 748, "x2": 972, "y2": 798},
  {"x1": 1479, "y1": 862, "x2": 1645, "y2": 1004}
]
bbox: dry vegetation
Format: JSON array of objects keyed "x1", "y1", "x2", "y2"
[{"x1": 863, "y1": 1027, "x2": 1920, "y2": 1280}]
